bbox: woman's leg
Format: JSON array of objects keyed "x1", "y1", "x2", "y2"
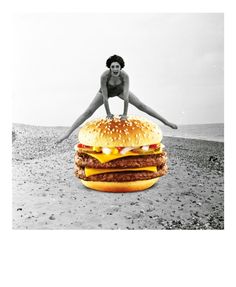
[
  {"x1": 57, "y1": 91, "x2": 104, "y2": 143},
  {"x1": 122, "y1": 91, "x2": 178, "y2": 129}
]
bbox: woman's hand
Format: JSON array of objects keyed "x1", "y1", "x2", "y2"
[
  {"x1": 106, "y1": 113, "x2": 114, "y2": 119},
  {"x1": 119, "y1": 114, "x2": 128, "y2": 120}
]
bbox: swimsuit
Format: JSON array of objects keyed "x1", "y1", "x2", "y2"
[{"x1": 100, "y1": 72, "x2": 124, "y2": 98}]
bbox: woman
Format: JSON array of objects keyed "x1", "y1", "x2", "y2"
[{"x1": 57, "y1": 55, "x2": 177, "y2": 143}]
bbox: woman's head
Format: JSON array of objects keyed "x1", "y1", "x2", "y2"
[{"x1": 106, "y1": 55, "x2": 125, "y2": 69}]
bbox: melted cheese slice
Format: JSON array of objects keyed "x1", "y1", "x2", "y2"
[
  {"x1": 83, "y1": 146, "x2": 164, "y2": 163},
  {"x1": 85, "y1": 166, "x2": 157, "y2": 177}
]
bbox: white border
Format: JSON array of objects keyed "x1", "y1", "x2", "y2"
[{"x1": 2, "y1": 1, "x2": 235, "y2": 287}]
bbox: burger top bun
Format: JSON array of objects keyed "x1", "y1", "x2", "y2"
[{"x1": 78, "y1": 115, "x2": 163, "y2": 147}]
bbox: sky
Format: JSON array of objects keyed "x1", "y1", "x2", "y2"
[{"x1": 12, "y1": 13, "x2": 224, "y2": 126}]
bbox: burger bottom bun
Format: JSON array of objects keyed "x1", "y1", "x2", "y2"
[{"x1": 80, "y1": 178, "x2": 159, "y2": 193}]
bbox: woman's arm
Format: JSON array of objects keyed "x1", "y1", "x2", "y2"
[
  {"x1": 120, "y1": 72, "x2": 129, "y2": 119},
  {"x1": 100, "y1": 72, "x2": 113, "y2": 118}
]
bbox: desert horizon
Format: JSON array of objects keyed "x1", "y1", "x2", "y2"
[{"x1": 12, "y1": 122, "x2": 224, "y2": 143}]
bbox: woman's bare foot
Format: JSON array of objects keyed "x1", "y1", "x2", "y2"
[
  {"x1": 56, "y1": 133, "x2": 69, "y2": 144},
  {"x1": 166, "y1": 121, "x2": 178, "y2": 129}
]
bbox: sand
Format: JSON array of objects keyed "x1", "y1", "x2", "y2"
[{"x1": 12, "y1": 124, "x2": 224, "y2": 229}]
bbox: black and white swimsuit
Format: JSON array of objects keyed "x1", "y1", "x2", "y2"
[{"x1": 100, "y1": 72, "x2": 124, "y2": 98}]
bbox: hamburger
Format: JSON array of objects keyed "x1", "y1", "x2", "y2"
[{"x1": 74, "y1": 116, "x2": 168, "y2": 192}]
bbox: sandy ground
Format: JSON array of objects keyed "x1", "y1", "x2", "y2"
[{"x1": 12, "y1": 124, "x2": 224, "y2": 229}]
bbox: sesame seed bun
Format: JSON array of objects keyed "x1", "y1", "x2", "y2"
[
  {"x1": 78, "y1": 115, "x2": 163, "y2": 147},
  {"x1": 81, "y1": 178, "x2": 159, "y2": 192}
]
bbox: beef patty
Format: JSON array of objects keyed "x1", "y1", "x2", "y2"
[
  {"x1": 74, "y1": 163, "x2": 168, "y2": 182},
  {"x1": 75, "y1": 151, "x2": 167, "y2": 169}
]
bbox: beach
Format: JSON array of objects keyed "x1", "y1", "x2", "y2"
[{"x1": 12, "y1": 123, "x2": 224, "y2": 229}]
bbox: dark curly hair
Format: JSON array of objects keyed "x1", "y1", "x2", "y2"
[{"x1": 106, "y1": 55, "x2": 125, "y2": 69}]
